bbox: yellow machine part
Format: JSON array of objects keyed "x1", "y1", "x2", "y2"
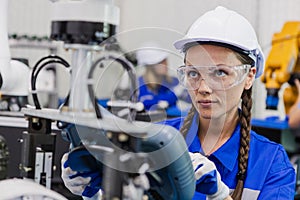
[{"x1": 261, "y1": 21, "x2": 300, "y2": 114}]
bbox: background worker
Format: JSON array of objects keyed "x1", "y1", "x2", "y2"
[
  {"x1": 288, "y1": 79, "x2": 300, "y2": 129},
  {"x1": 60, "y1": 6, "x2": 296, "y2": 200},
  {"x1": 135, "y1": 42, "x2": 190, "y2": 111}
]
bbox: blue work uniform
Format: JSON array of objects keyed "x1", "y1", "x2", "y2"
[
  {"x1": 162, "y1": 113, "x2": 296, "y2": 200},
  {"x1": 138, "y1": 76, "x2": 178, "y2": 110}
]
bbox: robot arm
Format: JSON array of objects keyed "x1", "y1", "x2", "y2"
[
  {"x1": 261, "y1": 21, "x2": 300, "y2": 114},
  {"x1": 0, "y1": 0, "x2": 29, "y2": 97}
]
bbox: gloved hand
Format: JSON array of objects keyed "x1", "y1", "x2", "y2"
[
  {"x1": 189, "y1": 152, "x2": 230, "y2": 200},
  {"x1": 157, "y1": 100, "x2": 169, "y2": 109},
  {"x1": 61, "y1": 147, "x2": 102, "y2": 198}
]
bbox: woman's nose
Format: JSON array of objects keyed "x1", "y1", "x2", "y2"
[{"x1": 197, "y1": 78, "x2": 212, "y2": 94}]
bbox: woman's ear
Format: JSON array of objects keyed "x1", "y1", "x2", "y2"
[{"x1": 244, "y1": 67, "x2": 256, "y2": 90}]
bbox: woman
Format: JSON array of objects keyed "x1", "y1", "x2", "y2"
[
  {"x1": 60, "y1": 6, "x2": 295, "y2": 200},
  {"x1": 168, "y1": 6, "x2": 295, "y2": 199}
]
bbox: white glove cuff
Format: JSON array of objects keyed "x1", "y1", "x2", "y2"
[{"x1": 206, "y1": 180, "x2": 230, "y2": 200}]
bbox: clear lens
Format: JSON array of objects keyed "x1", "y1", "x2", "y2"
[{"x1": 177, "y1": 65, "x2": 251, "y2": 90}]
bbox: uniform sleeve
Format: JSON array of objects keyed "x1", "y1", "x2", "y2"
[
  {"x1": 258, "y1": 146, "x2": 296, "y2": 199},
  {"x1": 140, "y1": 88, "x2": 178, "y2": 110}
]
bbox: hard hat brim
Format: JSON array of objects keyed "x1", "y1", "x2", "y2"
[{"x1": 174, "y1": 37, "x2": 253, "y2": 53}]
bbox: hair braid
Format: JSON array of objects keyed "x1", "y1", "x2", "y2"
[
  {"x1": 231, "y1": 87, "x2": 252, "y2": 200},
  {"x1": 180, "y1": 105, "x2": 196, "y2": 138}
]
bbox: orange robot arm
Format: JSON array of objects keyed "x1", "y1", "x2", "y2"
[{"x1": 261, "y1": 21, "x2": 300, "y2": 114}]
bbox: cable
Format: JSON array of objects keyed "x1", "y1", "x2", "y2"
[
  {"x1": 88, "y1": 57, "x2": 106, "y2": 119},
  {"x1": 32, "y1": 55, "x2": 69, "y2": 77},
  {"x1": 31, "y1": 55, "x2": 70, "y2": 109},
  {"x1": 88, "y1": 55, "x2": 138, "y2": 120}
]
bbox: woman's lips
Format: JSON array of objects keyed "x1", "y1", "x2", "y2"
[{"x1": 197, "y1": 100, "x2": 214, "y2": 107}]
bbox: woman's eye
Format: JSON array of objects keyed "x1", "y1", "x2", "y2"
[
  {"x1": 214, "y1": 70, "x2": 227, "y2": 77},
  {"x1": 187, "y1": 70, "x2": 199, "y2": 78}
]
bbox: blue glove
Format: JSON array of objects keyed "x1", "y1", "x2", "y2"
[
  {"x1": 189, "y1": 152, "x2": 230, "y2": 200},
  {"x1": 61, "y1": 147, "x2": 102, "y2": 198}
]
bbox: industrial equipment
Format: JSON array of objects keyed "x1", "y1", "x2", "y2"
[
  {"x1": 0, "y1": 0, "x2": 30, "y2": 111},
  {"x1": 0, "y1": 178, "x2": 67, "y2": 200},
  {"x1": 19, "y1": 0, "x2": 195, "y2": 199},
  {"x1": 0, "y1": 135, "x2": 8, "y2": 180},
  {"x1": 0, "y1": 0, "x2": 67, "y2": 193},
  {"x1": 261, "y1": 21, "x2": 300, "y2": 114}
]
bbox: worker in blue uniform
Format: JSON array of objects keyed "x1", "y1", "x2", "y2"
[
  {"x1": 135, "y1": 42, "x2": 179, "y2": 111},
  {"x1": 170, "y1": 6, "x2": 295, "y2": 199},
  {"x1": 60, "y1": 6, "x2": 295, "y2": 200},
  {"x1": 288, "y1": 79, "x2": 300, "y2": 128}
]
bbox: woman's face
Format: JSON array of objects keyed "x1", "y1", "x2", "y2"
[
  {"x1": 185, "y1": 44, "x2": 254, "y2": 119},
  {"x1": 153, "y1": 59, "x2": 168, "y2": 76}
]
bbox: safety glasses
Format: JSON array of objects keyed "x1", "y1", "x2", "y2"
[{"x1": 177, "y1": 64, "x2": 251, "y2": 91}]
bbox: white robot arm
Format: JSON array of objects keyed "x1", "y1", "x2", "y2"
[{"x1": 0, "y1": 0, "x2": 29, "y2": 96}]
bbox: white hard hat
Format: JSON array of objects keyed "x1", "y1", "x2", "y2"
[
  {"x1": 174, "y1": 6, "x2": 264, "y2": 78},
  {"x1": 136, "y1": 42, "x2": 169, "y2": 66}
]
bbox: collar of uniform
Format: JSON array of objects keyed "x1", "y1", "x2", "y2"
[
  {"x1": 185, "y1": 113, "x2": 203, "y2": 153},
  {"x1": 185, "y1": 112, "x2": 241, "y2": 171},
  {"x1": 210, "y1": 124, "x2": 241, "y2": 172}
]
